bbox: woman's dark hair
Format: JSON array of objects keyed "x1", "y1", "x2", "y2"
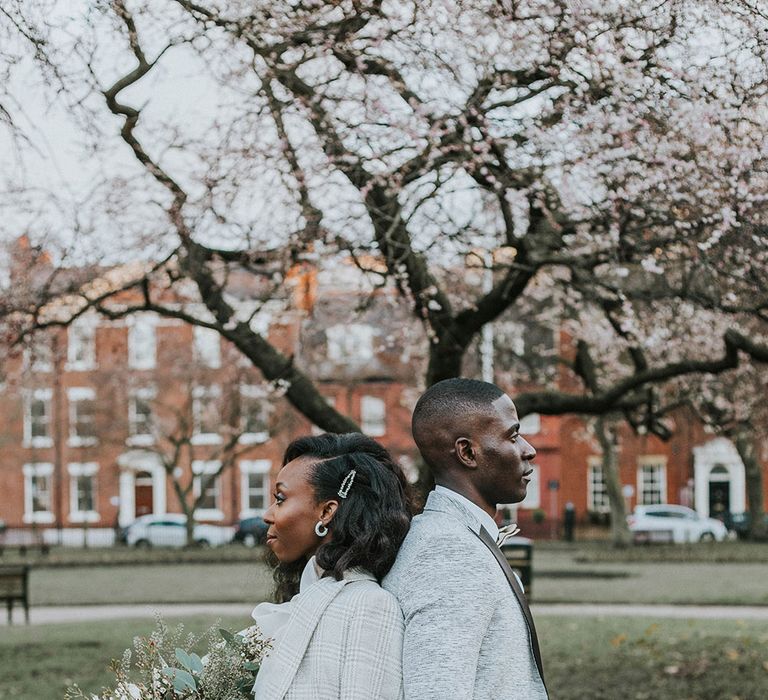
[{"x1": 271, "y1": 432, "x2": 412, "y2": 602}]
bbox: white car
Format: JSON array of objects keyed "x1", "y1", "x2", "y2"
[
  {"x1": 124, "y1": 513, "x2": 234, "y2": 548},
  {"x1": 627, "y1": 504, "x2": 729, "y2": 543}
]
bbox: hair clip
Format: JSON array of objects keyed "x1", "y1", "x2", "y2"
[{"x1": 338, "y1": 469, "x2": 356, "y2": 499}]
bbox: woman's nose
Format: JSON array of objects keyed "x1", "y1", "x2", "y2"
[{"x1": 263, "y1": 504, "x2": 275, "y2": 525}]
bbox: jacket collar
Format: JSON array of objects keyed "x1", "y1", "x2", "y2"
[{"x1": 423, "y1": 488, "x2": 488, "y2": 535}]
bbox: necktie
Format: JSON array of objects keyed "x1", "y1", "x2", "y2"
[{"x1": 476, "y1": 526, "x2": 546, "y2": 690}]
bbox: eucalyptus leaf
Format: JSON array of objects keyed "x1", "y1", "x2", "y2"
[
  {"x1": 243, "y1": 661, "x2": 260, "y2": 672},
  {"x1": 188, "y1": 652, "x2": 204, "y2": 674},
  {"x1": 175, "y1": 648, "x2": 194, "y2": 672},
  {"x1": 172, "y1": 668, "x2": 197, "y2": 693}
]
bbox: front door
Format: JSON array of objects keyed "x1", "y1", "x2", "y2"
[
  {"x1": 708, "y1": 481, "x2": 730, "y2": 522},
  {"x1": 135, "y1": 471, "x2": 154, "y2": 517}
]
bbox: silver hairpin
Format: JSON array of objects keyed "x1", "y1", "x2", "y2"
[{"x1": 338, "y1": 469, "x2": 356, "y2": 498}]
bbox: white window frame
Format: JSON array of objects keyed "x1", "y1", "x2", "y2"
[
  {"x1": 240, "y1": 459, "x2": 271, "y2": 517},
  {"x1": 128, "y1": 314, "x2": 157, "y2": 370},
  {"x1": 326, "y1": 323, "x2": 375, "y2": 364},
  {"x1": 238, "y1": 384, "x2": 270, "y2": 444},
  {"x1": 587, "y1": 456, "x2": 611, "y2": 513},
  {"x1": 127, "y1": 386, "x2": 156, "y2": 446},
  {"x1": 192, "y1": 460, "x2": 224, "y2": 520},
  {"x1": 193, "y1": 326, "x2": 222, "y2": 369},
  {"x1": 23, "y1": 388, "x2": 53, "y2": 448},
  {"x1": 360, "y1": 395, "x2": 386, "y2": 437},
  {"x1": 192, "y1": 384, "x2": 222, "y2": 445},
  {"x1": 68, "y1": 462, "x2": 99, "y2": 523},
  {"x1": 637, "y1": 456, "x2": 667, "y2": 505},
  {"x1": 519, "y1": 413, "x2": 541, "y2": 435},
  {"x1": 67, "y1": 387, "x2": 98, "y2": 447},
  {"x1": 66, "y1": 317, "x2": 97, "y2": 371},
  {"x1": 23, "y1": 462, "x2": 54, "y2": 524}
]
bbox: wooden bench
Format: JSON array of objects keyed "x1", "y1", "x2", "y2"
[{"x1": 0, "y1": 565, "x2": 30, "y2": 624}]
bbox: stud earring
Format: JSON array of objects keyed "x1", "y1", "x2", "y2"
[{"x1": 315, "y1": 520, "x2": 328, "y2": 537}]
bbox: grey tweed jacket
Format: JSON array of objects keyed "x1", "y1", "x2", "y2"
[
  {"x1": 254, "y1": 570, "x2": 404, "y2": 700},
  {"x1": 383, "y1": 490, "x2": 548, "y2": 700}
]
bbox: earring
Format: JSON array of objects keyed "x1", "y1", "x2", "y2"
[{"x1": 314, "y1": 520, "x2": 328, "y2": 537}]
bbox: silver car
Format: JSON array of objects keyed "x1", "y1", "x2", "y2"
[
  {"x1": 627, "y1": 504, "x2": 729, "y2": 543},
  {"x1": 124, "y1": 513, "x2": 234, "y2": 548}
]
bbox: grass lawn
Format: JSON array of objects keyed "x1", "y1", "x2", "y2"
[{"x1": 1, "y1": 615, "x2": 767, "y2": 700}]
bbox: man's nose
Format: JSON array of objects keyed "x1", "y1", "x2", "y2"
[{"x1": 522, "y1": 437, "x2": 536, "y2": 461}]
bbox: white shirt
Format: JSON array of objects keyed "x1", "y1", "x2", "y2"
[{"x1": 434, "y1": 485, "x2": 499, "y2": 541}]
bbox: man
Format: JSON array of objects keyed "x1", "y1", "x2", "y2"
[{"x1": 384, "y1": 377, "x2": 547, "y2": 699}]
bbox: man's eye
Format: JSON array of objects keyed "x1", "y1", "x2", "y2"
[{"x1": 274, "y1": 493, "x2": 285, "y2": 505}]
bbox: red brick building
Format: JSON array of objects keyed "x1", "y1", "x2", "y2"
[{"x1": 0, "y1": 254, "x2": 765, "y2": 544}]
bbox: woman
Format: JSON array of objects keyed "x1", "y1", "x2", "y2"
[{"x1": 252, "y1": 432, "x2": 411, "y2": 700}]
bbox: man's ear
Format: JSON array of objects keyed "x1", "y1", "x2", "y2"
[
  {"x1": 319, "y1": 499, "x2": 339, "y2": 524},
  {"x1": 455, "y1": 437, "x2": 478, "y2": 469}
]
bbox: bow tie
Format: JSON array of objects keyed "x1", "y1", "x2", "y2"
[{"x1": 496, "y1": 523, "x2": 521, "y2": 547}]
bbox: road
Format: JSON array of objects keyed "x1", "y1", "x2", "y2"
[{"x1": 4, "y1": 602, "x2": 768, "y2": 626}]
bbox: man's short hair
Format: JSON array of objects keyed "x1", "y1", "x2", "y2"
[{"x1": 412, "y1": 378, "x2": 505, "y2": 443}]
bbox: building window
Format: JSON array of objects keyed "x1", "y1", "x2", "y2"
[
  {"x1": 127, "y1": 387, "x2": 155, "y2": 446},
  {"x1": 360, "y1": 395, "x2": 386, "y2": 437},
  {"x1": 326, "y1": 323, "x2": 375, "y2": 364},
  {"x1": 637, "y1": 457, "x2": 667, "y2": 505},
  {"x1": 240, "y1": 460, "x2": 271, "y2": 515},
  {"x1": 128, "y1": 314, "x2": 157, "y2": 369},
  {"x1": 192, "y1": 385, "x2": 222, "y2": 444},
  {"x1": 239, "y1": 385, "x2": 271, "y2": 444},
  {"x1": 68, "y1": 387, "x2": 98, "y2": 447},
  {"x1": 588, "y1": 457, "x2": 610, "y2": 513},
  {"x1": 68, "y1": 462, "x2": 98, "y2": 522},
  {"x1": 66, "y1": 318, "x2": 96, "y2": 370},
  {"x1": 23, "y1": 388, "x2": 53, "y2": 448},
  {"x1": 519, "y1": 413, "x2": 541, "y2": 435},
  {"x1": 23, "y1": 462, "x2": 54, "y2": 523},
  {"x1": 193, "y1": 460, "x2": 223, "y2": 519},
  {"x1": 193, "y1": 326, "x2": 221, "y2": 369}
]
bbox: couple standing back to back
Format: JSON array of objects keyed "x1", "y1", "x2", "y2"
[{"x1": 253, "y1": 378, "x2": 548, "y2": 700}]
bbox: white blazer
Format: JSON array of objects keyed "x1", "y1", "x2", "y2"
[{"x1": 253, "y1": 569, "x2": 405, "y2": 700}]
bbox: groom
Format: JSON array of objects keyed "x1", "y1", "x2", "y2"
[{"x1": 384, "y1": 378, "x2": 548, "y2": 699}]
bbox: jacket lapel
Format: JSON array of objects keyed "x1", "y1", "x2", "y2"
[{"x1": 263, "y1": 576, "x2": 348, "y2": 700}]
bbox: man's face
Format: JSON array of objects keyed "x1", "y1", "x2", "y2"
[{"x1": 472, "y1": 394, "x2": 537, "y2": 505}]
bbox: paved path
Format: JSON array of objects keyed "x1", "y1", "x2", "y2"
[{"x1": 4, "y1": 602, "x2": 768, "y2": 626}]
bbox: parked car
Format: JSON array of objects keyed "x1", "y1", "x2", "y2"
[
  {"x1": 627, "y1": 504, "x2": 729, "y2": 544},
  {"x1": 124, "y1": 514, "x2": 234, "y2": 548},
  {"x1": 232, "y1": 516, "x2": 269, "y2": 547},
  {"x1": 730, "y1": 512, "x2": 768, "y2": 540}
]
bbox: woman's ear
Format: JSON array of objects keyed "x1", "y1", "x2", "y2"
[
  {"x1": 455, "y1": 437, "x2": 478, "y2": 469},
  {"x1": 320, "y1": 499, "x2": 339, "y2": 524}
]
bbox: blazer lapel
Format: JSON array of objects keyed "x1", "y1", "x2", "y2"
[
  {"x1": 263, "y1": 576, "x2": 348, "y2": 700},
  {"x1": 475, "y1": 526, "x2": 546, "y2": 689}
]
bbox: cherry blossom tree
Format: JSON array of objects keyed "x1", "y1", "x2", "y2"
[{"x1": 2, "y1": 0, "x2": 768, "y2": 445}]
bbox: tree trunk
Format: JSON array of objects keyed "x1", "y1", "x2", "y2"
[
  {"x1": 734, "y1": 425, "x2": 767, "y2": 540},
  {"x1": 595, "y1": 416, "x2": 632, "y2": 548}
]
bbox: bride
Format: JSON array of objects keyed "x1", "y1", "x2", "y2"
[{"x1": 251, "y1": 433, "x2": 411, "y2": 699}]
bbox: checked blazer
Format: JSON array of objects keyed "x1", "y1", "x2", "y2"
[
  {"x1": 383, "y1": 489, "x2": 548, "y2": 700},
  {"x1": 253, "y1": 569, "x2": 405, "y2": 700}
]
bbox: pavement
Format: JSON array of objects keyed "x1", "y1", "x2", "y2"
[{"x1": 4, "y1": 602, "x2": 768, "y2": 626}]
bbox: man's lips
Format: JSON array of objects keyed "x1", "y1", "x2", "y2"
[{"x1": 265, "y1": 534, "x2": 277, "y2": 545}]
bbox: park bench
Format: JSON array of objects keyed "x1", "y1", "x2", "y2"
[
  {"x1": 501, "y1": 536, "x2": 534, "y2": 599},
  {"x1": 0, "y1": 565, "x2": 30, "y2": 624}
]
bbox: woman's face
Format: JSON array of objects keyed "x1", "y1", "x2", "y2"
[{"x1": 263, "y1": 456, "x2": 332, "y2": 564}]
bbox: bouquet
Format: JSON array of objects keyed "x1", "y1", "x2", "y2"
[{"x1": 66, "y1": 616, "x2": 271, "y2": 700}]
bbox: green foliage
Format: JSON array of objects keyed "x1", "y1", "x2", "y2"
[{"x1": 64, "y1": 616, "x2": 270, "y2": 700}]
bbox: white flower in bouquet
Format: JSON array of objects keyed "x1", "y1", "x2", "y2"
[{"x1": 66, "y1": 616, "x2": 270, "y2": 700}]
